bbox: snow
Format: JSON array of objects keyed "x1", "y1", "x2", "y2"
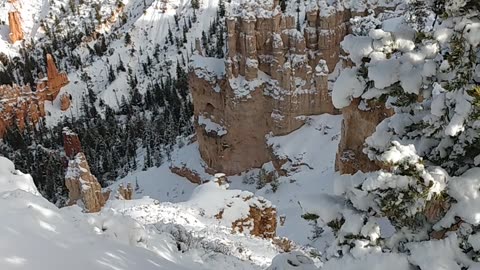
[
  {"x1": 332, "y1": 67, "x2": 366, "y2": 108},
  {"x1": 407, "y1": 234, "x2": 473, "y2": 270},
  {"x1": 340, "y1": 35, "x2": 374, "y2": 65},
  {"x1": 0, "y1": 157, "x2": 39, "y2": 196},
  {"x1": 198, "y1": 115, "x2": 228, "y2": 136},
  {"x1": 322, "y1": 253, "x2": 410, "y2": 270},
  {"x1": 267, "y1": 251, "x2": 317, "y2": 270},
  {"x1": 34, "y1": 0, "x2": 222, "y2": 125},
  {"x1": 436, "y1": 168, "x2": 480, "y2": 229},
  {"x1": 368, "y1": 57, "x2": 400, "y2": 89},
  {"x1": 190, "y1": 55, "x2": 226, "y2": 83},
  {"x1": 0, "y1": 157, "x2": 200, "y2": 270}
]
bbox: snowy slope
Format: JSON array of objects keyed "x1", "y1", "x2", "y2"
[
  {"x1": 111, "y1": 114, "x2": 346, "y2": 257},
  {"x1": 0, "y1": 157, "x2": 195, "y2": 270},
  {"x1": 0, "y1": 156, "x2": 274, "y2": 270},
  {"x1": 44, "y1": 0, "x2": 219, "y2": 126}
]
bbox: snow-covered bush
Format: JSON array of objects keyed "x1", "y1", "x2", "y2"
[{"x1": 327, "y1": 1, "x2": 480, "y2": 269}]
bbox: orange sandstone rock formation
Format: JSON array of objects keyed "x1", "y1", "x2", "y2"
[
  {"x1": 207, "y1": 174, "x2": 277, "y2": 238},
  {"x1": 8, "y1": 11, "x2": 24, "y2": 43},
  {"x1": 63, "y1": 129, "x2": 107, "y2": 212},
  {"x1": 117, "y1": 183, "x2": 133, "y2": 200},
  {"x1": 63, "y1": 128, "x2": 83, "y2": 159},
  {"x1": 60, "y1": 93, "x2": 71, "y2": 111},
  {"x1": 36, "y1": 54, "x2": 69, "y2": 101},
  {"x1": 232, "y1": 202, "x2": 277, "y2": 239},
  {"x1": 0, "y1": 84, "x2": 45, "y2": 137},
  {"x1": 190, "y1": 2, "x2": 363, "y2": 175},
  {"x1": 65, "y1": 152, "x2": 107, "y2": 212},
  {"x1": 0, "y1": 54, "x2": 70, "y2": 137}
]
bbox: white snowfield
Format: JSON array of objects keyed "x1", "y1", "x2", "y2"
[{"x1": 0, "y1": 156, "x2": 269, "y2": 269}]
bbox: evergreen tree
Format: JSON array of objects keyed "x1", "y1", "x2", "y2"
[{"x1": 125, "y1": 32, "x2": 132, "y2": 45}]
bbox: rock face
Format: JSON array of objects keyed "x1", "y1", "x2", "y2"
[
  {"x1": 0, "y1": 54, "x2": 69, "y2": 137},
  {"x1": 36, "y1": 54, "x2": 70, "y2": 101},
  {"x1": 232, "y1": 201, "x2": 277, "y2": 239},
  {"x1": 0, "y1": 84, "x2": 45, "y2": 137},
  {"x1": 335, "y1": 99, "x2": 393, "y2": 174},
  {"x1": 8, "y1": 11, "x2": 23, "y2": 43},
  {"x1": 63, "y1": 128, "x2": 83, "y2": 159},
  {"x1": 63, "y1": 129, "x2": 107, "y2": 212},
  {"x1": 117, "y1": 183, "x2": 133, "y2": 200},
  {"x1": 170, "y1": 166, "x2": 202, "y2": 184},
  {"x1": 60, "y1": 93, "x2": 72, "y2": 111},
  {"x1": 189, "y1": 2, "x2": 368, "y2": 175}
]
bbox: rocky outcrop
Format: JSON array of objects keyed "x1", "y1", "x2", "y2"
[
  {"x1": 63, "y1": 130, "x2": 107, "y2": 212},
  {"x1": 232, "y1": 201, "x2": 277, "y2": 238},
  {"x1": 60, "y1": 93, "x2": 72, "y2": 111},
  {"x1": 170, "y1": 166, "x2": 202, "y2": 184},
  {"x1": 0, "y1": 84, "x2": 45, "y2": 137},
  {"x1": 189, "y1": 1, "x2": 368, "y2": 175},
  {"x1": 211, "y1": 174, "x2": 276, "y2": 238},
  {"x1": 63, "y1": 128, "x2": 83, "y2": 159},
  {"x1": 36, "y1": 54, "x2": 70, "y2": 101},
  {"x1": 8, "y1": 11, "x2": 23, "y2": 43},
  {"x1": 117, "y1": 183, "x2": 133, "y2": 200},
  {"x1": 0, "y1": 54, "x2": 70, "y2": 137},
  {"x1": 192, "y1": 174, "x2": 277, "y2": 238},
  {"x1": 335, "y1": 99, "x2": 393, "y2": 174},
  {"x1": 65, "y1": 152, "x2": 107, "y2": 212}
]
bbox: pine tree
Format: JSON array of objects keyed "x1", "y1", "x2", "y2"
[
  {"x1": 191, "y1": 0, "x2": 199, "y2": 9},
  {"x1": 125, "y1": 32, "x2": 132, "y2": 45},
  {"x1": 280, "y1": 0, "x2": 287, "y2": 12},
  {"x1": 219, "y1": 0, "x2": 226, "y2": 17},
  {"x1": 108, "y1": 64, "x2": 116, "y2": 83}
]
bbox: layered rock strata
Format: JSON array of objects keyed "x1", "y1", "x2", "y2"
[{"x1": 189, "y1": 1, "x2": 365, "y2": 175}]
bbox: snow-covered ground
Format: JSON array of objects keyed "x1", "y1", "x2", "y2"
[
  {"x1": 108, "y1": 114, "x2": 345, "y2": 263},
  {"x1": 0, "y1": 113, "x2": 345, "y2": 270}
]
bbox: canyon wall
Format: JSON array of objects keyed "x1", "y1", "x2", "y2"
[
  {"x1": 189, "y1": 1, "x2": 377, "y2": 175},
  {"x1": 0, "y1": 54, "x2": 69, "y2": 137}
]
